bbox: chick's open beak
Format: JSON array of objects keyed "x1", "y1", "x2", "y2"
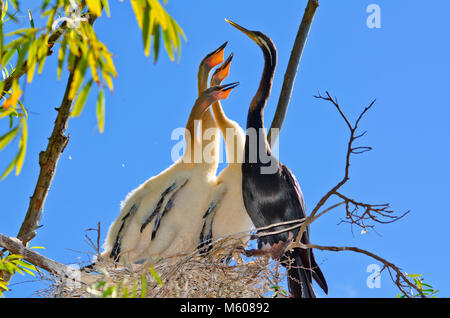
[
  {"x1": 215, "y1": 82, "x2": 239, "y2": 100},
  {"x1": 205, "y1": 41, "x2": 227, "y2": 68},
  {"x1": 212, "y1": 53, "x2": 233, "y2": 85}
]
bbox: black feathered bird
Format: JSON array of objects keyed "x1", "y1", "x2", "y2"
[{"x1": 226, "y1": 19, "x2": 328, "y2": 298}]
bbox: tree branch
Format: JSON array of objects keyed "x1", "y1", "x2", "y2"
[
  {"x1": 0, "y1": 15, "x2": 98, "y2": 289},
  {"x1": 0, "y1": 233, "x2": 81, "y2": 283},
  {"x1": 297, "y1": 242, "x2": 426, "y2": 298},
  {"x1": 268, "y1": 0, "x2": 319, "y2": 144}
]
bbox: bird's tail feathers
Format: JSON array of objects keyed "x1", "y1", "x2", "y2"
[
  {"x1": 286, "y1": 250, "x2": 316, "y2": 298},
  {"x1": 310, "y1": 249, "x2": 328, "y2": 294}
]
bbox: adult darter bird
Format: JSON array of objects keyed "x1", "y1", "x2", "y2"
[{"x1": 226, "y1": 19, "x2": 328, "y2": 298}]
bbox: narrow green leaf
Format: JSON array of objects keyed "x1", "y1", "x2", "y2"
[
  {"x1": 0, "y1": 20, "x2": 4, "y2": 65},
  {"x1": 37, "y1": 35, "x2": 49, "y2": 74},
  {"x1": 162, "y1": 28, "x2": 174, "y2": 61},
  {"x1": 5, "y1": 27, "x2": 39, "y2": 38},
  {"x1": 68, "y1": 56, "x2": 88, "y2": 100},
  {"x1": 0, "y1": 125, "x2": 19, "y2": 151},
  {"x1": 142, "y1": 2, "x2": 151, "y2": 56},
  {"x1": 13, "y1": 41, "x2": 31, "y2": 78},
  {"x1": 96, "y1": 89, "x2": 105, "y2": 133},
  {"x1": 26, "y1": 38, "x2": 38, "y2": 83},
  {"x1": 57, "y1": 37, "x2": 67, "y2": 80},
  {"x1": 2, "y1": 47, "x2": 15, "y2": 66},
  {"x1": 131, "y1": 280, "x2": 137, "y2": 298},
  {"x1": 152, "y1": 23, "x2": 160, "y2": 63},
  {"x1": 28, "y1": 9, "x2": 35, "y2": 29},
  {"x1": 1, "y1": 0, "x2": 8, "y2": 22},
  {"x1": 101, "y1": 0, "x2": 110, "y2": 18},
  {"x1": 149, "y1": 266, "x2": 163, "y2": 286},
  {"x1": 0, "y1": 150, "x2": 19, "y2": 179},
  {"x1": 9, "y1": 0, "x2": 17, "y2": 11},
  {"x1": 140, "y1": 273, "x2": 146, "y2": 298},
  {"x1": 12, "y1": 259, "x2": 36, "y2": 271},
  {"x1": 71, "y1": 79, "x2": 93, "y2": 117},
  {"x1": 15, "y1": 117, "x2": 27, "y2": 175}
]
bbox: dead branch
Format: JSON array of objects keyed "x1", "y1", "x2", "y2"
[
  {"x1": 299, "y1": 242, "x2": 426, "y2": 298},
  {"x1": 272, "y1": 91, "x2": 418, "y2": 297},
  {"x1": 335, "y1": 192, "x2": 410, "y2": 230},
  {"x1": 268, "y1": 0, "x2": 319, "y2": 144},
  {"x1": 293, "y1": 91, "x2": 407, "y2": 239},
  {"x1": 0, "y1": 233, "x2": 81, "y2": 284}
]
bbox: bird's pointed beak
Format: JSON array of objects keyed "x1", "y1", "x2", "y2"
[
  {"x1": 225, "y1": 19, "x2": 259, "y2": 43},
  {"x1": 204, "y1": 41, "x2": 228, "y2": 68},
  {"x1": 211, "y1": 53, "x2": 233, "y2": 85},
  {"x1": 215, "y1": 81, "x2": 239, "y2": 100}
]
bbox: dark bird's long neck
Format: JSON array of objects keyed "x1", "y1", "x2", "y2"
[{"x1": 246, "y1": 42, "x2": 277, "y2": 160}]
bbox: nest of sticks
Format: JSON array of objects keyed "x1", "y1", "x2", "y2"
[{"x1": 40, "y1": 236, "x2": 288, "y2": 298}]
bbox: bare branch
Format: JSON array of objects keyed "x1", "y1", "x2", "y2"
[
  {"x1": 304, "y1": 92, "x2": 376, "y2": 225},
  {"x1": 335, "y1": 192, "x2": 410, "y2": 230},
  {"x1": 295, "y1": 242, "x2": 426, "y2": 298},
  {"x1": 268, "y1": 0, "x2": 319, "y2": 144},
  {"x1": 0, "y1": 233, "x2": 81, "y2": 283}
]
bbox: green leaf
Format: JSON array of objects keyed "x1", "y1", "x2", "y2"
[
  {"x1": 1, "y1": 145, "x2": 20, "y2": 179},
  {"x1": 0, "y1": 281, "x2": 8, "y2": 291},
  {"x1": 101, "y1": 0, "x2": 110, "y2": 18},
  {"x1": 407, "y1": 274, "x2": 421, "y2": 278},
  {"x1": 14, "y1": 116, "x2": 27, "y2": 175},
  {"x1": 9, "y1": 0, "x2": 18, "y2": 11},
  {"x1": 57, "y1": 37, "x2": 67, "y2": 80},
  {"x1": 149, "y1": 266, "x2": 163, "y2": 286},
  {"x1": 131, "y1": 280, "x2": 137, "y2": 298},
  {"x1": 28, "y1": 9, "x2": 35, "y2": 29},
  {"x1": 0, "y1": 126, "x2": 19, "y2": 151},
  {"x1": 69, "y1": 56, "x2": 88, "y2": 100},
  {"x1": 1, "y1": 0, "x2": 8, "y2": 22},
  {"x1": 96, "y1": 89, "x2": 105, "y2": 133},
  {"x1": 3, "y1": 46, "x2": 15, "y2": 66},
  {"x1": 140, "y1": 273, "x2": 146, "y2": 298},
  {"x1": 152, "y1": 24, "x2": 160, "y2": 63},
  {"x1": 72, "y1": 79, "x2": 93, "y2": 117},
  {"x1": 26, "y1": 38, "x2": 38, "y2": 83},
  {"x1": 86, "y1": 0, "x2": 103, "y2": 16},
  {"x1": 162, "y1": 28, "x2": 174, "y2": 61},
  {"x1": 102, "y1": 285, "x2": 115, "y2": 298},
  {"x1": 12, "y1": 259, "x2": 37, "y2": 272},
  {"x1": 142, "y1": 2, "x2": 152, "y2": 56},
  {"x1": 37, "y1": 35, "x2": 49, "y2": 74}
]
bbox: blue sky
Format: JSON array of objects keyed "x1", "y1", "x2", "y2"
[{"x1": 1, "y1": 0, "x2": 449, "y2": 297}]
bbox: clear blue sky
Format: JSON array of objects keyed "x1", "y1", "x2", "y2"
[{"x1": 1, "y1": 0, "x2": 449, "y2": 297}]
